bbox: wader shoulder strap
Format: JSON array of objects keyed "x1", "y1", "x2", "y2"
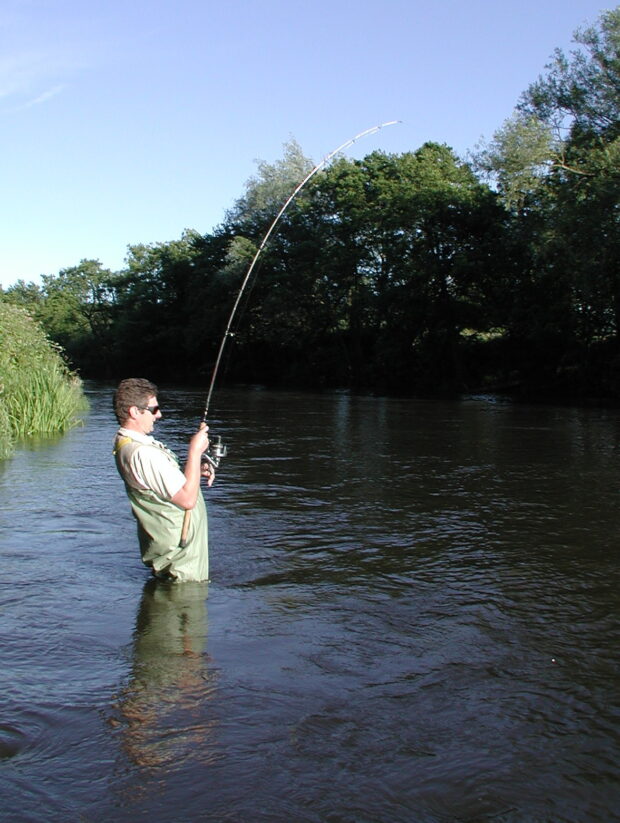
[{"x1": 113, "y1": 435, "x2": 133, "y2": 455}]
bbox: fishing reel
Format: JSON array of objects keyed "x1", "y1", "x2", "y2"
[{"x1": 202, "y1": 434, "x2": 227, "y2": 470}]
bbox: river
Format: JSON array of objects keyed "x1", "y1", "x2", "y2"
[{"x1": 1, "y1": 382, "x2": 619, "y2": 822}]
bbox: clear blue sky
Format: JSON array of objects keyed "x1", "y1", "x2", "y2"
[{"x1": 0, "y1": 0, "x2": 611, "y2": 288}]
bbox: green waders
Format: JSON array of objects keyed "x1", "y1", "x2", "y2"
[{"x1": 114, "y1": 437, "x2": 209, "y2": 582}]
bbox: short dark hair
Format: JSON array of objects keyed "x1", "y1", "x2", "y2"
[{"x1": 113, "y1": 378, "x2": 158, "y2": 424}]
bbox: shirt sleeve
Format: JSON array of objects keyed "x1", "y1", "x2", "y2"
[{"x1": 130, "y1": 445, "x2": 186, "y2": 501}]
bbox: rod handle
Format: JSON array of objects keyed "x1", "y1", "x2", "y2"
[{"x1": 180, "y1": 509, "x2": 191, "y2": 547}]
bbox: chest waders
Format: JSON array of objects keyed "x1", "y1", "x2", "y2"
[{"x1": 113, "y1": 435, "x2": 209, "y2": 582}]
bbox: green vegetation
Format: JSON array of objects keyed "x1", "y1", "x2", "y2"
[
  {"x1": 0, "y1": 303, "x2": 87, "y2": 459},
  {"x1": 2, "y1": 9, "x2": 619, "y2": 400}
]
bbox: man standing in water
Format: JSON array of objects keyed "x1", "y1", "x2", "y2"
[{"x1": 113, "y1": 378, "x2": 213, "y2": 582}]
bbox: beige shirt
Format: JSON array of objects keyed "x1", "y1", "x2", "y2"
[{"x1": 116, "y1": 427, "x2": 185, "y2": 500}]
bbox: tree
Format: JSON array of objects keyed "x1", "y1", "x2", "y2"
[
  {"x1": 42, "y1": 260, "x2": 116, "y2": 341},
  {"x1": 226, "y1": 137, "x2": 315, "y2": 233},
  {"x1": 112, "y1": 231, "x2": 203, "y2": 376},
  {"x1": 2, "y1": 280, "x2": 45, "y2": 314},
  {"x1": 232, "y1": 144, "x2": 507, "y2": 392},
  {"x1": 473, "y1": 113, "x2": 558, "y2": 210},
  {"x1": 475, "y1": 9, "x2": 620, "y2": 208},
  {"x1": 471, "y1": 9, "x2": 620, "y2": 394},
  {"x1": 3, "y1": 261, "x2": 117, "y2": 374},
  {"x1": 523, "y1": 8, "x2": 620, "y2": 141}
]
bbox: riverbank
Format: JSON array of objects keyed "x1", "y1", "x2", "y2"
[{"x1": 0, "y1": 303, "x2": 87, "y2": 459}]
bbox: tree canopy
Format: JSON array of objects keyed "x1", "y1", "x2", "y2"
[{"x1": 2, "y1": 8, "x2": 619, "y2": 399}]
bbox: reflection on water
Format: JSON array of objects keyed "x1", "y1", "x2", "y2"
[
  {"x1": 0, "y1": 383, "x2": 619, "y2": 821},
  {"x1": 111, "y1": 581, "x2": 217, "y2": 774}
]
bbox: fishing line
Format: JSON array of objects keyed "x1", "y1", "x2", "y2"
[{"x1": 201, "y1": 120, "x2": 401, "y2": 424}]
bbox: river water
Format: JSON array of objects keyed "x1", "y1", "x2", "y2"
[{"x1": 0, "y1": 382, "x2": 619, "y2": 822}]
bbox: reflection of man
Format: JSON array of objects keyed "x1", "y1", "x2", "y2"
[
  {"x1": 113, "y1": 378, "x2": 213, "y2": 582},
  {"x1": 115, "y1": 580, "x2": 217, "y2": 772}
]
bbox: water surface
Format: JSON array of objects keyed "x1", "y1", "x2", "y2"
[{"x1": 1, "y1": 384, "x2": 619, "y2": 821}]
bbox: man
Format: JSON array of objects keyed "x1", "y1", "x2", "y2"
[{"x1": 113, "y1": 378, "x2": 213, "y2": 582}]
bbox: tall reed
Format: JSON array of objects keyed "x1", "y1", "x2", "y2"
[{"x1": 0, "y1": 303, "x2": 87, "y2": 458}]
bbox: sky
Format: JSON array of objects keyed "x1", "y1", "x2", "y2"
[{"x1": 0, "y1": 0, "x2": 612, "y2": 288}]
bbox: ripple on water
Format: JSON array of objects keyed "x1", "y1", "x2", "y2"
[
  {"x1": 0, "y1": 723, "x2": 28, "y2": 759},
  {"x1": 2, "y1": 386, "x2": 620, "y2": 822}
]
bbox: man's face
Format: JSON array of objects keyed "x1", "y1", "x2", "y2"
[{"x1": 135, "y1": 395, "x2": 162, "y2": 434}]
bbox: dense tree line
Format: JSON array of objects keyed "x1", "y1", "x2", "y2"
[{"x1": 2, "y1": 9, "x2": 619, "y2": 399}]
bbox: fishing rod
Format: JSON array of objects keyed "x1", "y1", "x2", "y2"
[
  {"x1": 201, "y1": 120, "x2": 400, "y2": 428},
  {"x1": 181, "y1": 120, "x2": 400, "y2": 546}
]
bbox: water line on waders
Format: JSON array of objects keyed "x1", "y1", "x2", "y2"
[{"x1": 179, "y1": 120, "x2": 401, "y2": 548}]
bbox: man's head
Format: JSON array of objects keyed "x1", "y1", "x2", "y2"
[{"x1": 113, "y1": 378, "x2": 161, "y2": 432}]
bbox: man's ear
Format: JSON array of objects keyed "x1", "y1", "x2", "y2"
[{"x1": 127, "y1": 405, "x2": 141, "y2": 421}]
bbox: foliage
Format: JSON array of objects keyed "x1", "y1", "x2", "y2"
[
  {"x1": 473, "y1": 114, "x2": 557, "y2": 209},
  {"x1": 469, "y1": 8, "x2": 620, "y2": 395},
  {"x1": 227, "y1": 137, "x2": 315, "y2": 232},
  {"x1": 0, "y1": 392, "x2": 11, "y2": 459},
  {"x1": 522, "y1": 8, "x2": 620, "y2": 140},
  {"x1": 2, "y1": 8, "x2": 618, "y2": 400},
  {"x1": 3, "y1": 259, "x2": 118, "y2": 376},
  {"x1": 262, "y1": 144, "x2": 510, "y2": 391},
  {"x1": 0, "y1": 303, "x2": 87, "y2": 458}
]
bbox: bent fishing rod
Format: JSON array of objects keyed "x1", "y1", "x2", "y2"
[
  {"x1": 202, "y1": 120, "x2": 399, "y2": 425},
  {"x1": 180, "y1": 120, "x2": 400, "y2": 546}
]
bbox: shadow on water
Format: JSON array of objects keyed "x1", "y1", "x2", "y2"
[{"x1": 1, "y1": 383, "x2": 619, "y2": 821}]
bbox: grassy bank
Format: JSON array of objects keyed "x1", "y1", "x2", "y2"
[{"x1": 0, "y1": 303, "x2": 87, "y2": 459}]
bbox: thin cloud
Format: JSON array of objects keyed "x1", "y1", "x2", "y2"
[
  {"x1": 0, "y1": 52, "x2": 43, "y2": 98},
  {"x1": 23, "y1": 83, "x2": 65, "y2": 108}
]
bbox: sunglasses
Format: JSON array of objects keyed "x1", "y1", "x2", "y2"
[{"x1": 138, "y1": 405, "x2": 160, "y2": 415}]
